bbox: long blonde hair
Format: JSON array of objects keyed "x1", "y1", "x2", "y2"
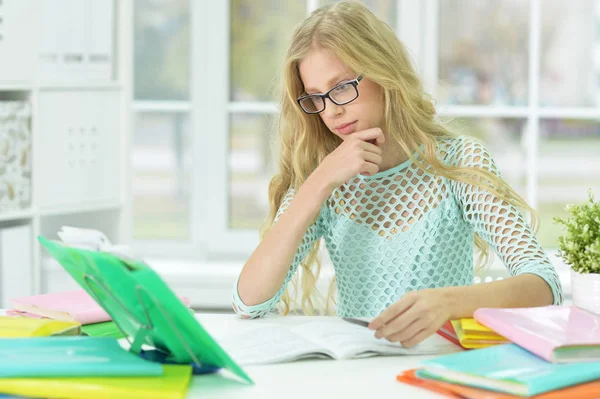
[{"x1": 261, "y1": 1, "x2": 538, "y2": 316}]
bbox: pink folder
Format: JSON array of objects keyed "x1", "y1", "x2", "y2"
[
  {"x1": 10, "y1": 289, "x2": 191, "y2": 325},
  {"x1": 474, "y1": 305, "x2": 600, "y2": 363}
]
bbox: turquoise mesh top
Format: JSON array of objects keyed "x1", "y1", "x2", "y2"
[{"x1": 232, "y1": 136, "x2": 564, "y2": 318}]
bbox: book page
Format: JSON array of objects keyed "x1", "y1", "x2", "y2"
[
  {"x1": 290, "y1": 319, "x2": 460, "y2": 360},
  {"x1": 216, "y1": 324, "x2": 333, "y2": 366}
]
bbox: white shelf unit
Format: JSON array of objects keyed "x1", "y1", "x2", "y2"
[{"x1": 0, "y1": 0, "x2": 130, "y2": 306}]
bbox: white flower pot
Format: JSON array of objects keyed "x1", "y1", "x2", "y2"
[{"x1": 571, "y1": 269, "x2": 600, "y2": 314}]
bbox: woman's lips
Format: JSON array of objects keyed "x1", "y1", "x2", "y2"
[{"x1": 336, "y1": 121, "x2": 358, "y2": 135}]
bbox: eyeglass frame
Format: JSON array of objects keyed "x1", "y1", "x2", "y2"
[{"x1": 297, "y1": 75, "x2": 364, "y2": 114}]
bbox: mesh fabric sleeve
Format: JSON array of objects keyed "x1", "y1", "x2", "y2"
[
  {"x1": 232, "y1": 188, "x2": 326, "y2": 318},
  {"x1": 446, "y1": 137, "x2": 564, "y2": 305}
]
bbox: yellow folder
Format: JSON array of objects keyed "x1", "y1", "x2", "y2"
[
  {"x1": 0, "y1": 364, "x2": 192, "y2": 399},
  {"x1": 451, "y1": 318, "x2": 508, "y2": 349},
  {"x1": 0, "y1": 316, "x2": 80, "y2": 337}
]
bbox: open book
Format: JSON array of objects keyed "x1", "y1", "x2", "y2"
[{"x1": 216, "y1": 318, "x2": 461, "y2": 366}]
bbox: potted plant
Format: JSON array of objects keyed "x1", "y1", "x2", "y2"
[{"x1": 554, "y1": 190, "x2": 600, "y2": 314}]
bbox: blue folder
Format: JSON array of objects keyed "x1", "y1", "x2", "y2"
[
  {"x1": 0, "y1": 337, "x2": 163, "y2": 378},
  {"x1": 420, "y1": 343, "x2": 600, "y2": 397}
]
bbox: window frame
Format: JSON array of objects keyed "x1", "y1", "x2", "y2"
[
  {"x1": 423, "y1": 0, "x2": 600, "y2": 239},
  {"x1": 131, "y1": 0, "x2": 600, "y2": 261},
  {"x1": 200, "y1": 0, "x2": 422, "y2": 257}
]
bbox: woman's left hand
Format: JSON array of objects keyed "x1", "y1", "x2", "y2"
[{"x1": 368, "y1": 288, "x2": 453, "y2": 348}]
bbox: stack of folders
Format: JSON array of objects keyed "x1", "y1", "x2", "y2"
[
  {"x1": 437, "y1": 318, "x2": 508, "y2": 349},
  {"x1": 6, "y1": 227, "x2": 191, "y2": 340},
  {"x1": 0, "y1": 233, "x2": 252, "y2": 399},
  {"x1": 0, "y1": 317, "x2": 81, "y2": 338},
  {"x1": 7, "y1": 289, "x2": 192, "y2": 339},
  {"x1": 0, "y1": 301, "x2": 189, "y2": 398},
  {"x1": 0, "y1": 337, "x2": 192, "y2": 399},
  {"x1": 0, "y1": 293, "x2": 194, "y2": 399},
  {"x1": 401, "y1": 305, "x2": 600, "y2": 398}
]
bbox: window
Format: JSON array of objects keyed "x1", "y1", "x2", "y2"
[
  {"x1": 431, "y1": 0, "x2": 600, "y2": 249},
  {"x1": 228, "y1": 0, "x2": 306, "y2": 234},
  {"x1": 438, "y1": 1, "x2": 529, "y2": 106},
  {"x1": 132, "y1": 0, "x2": 600, "y2": 260},
  {"x1": 132, "y1": 0, "x2": 195, "y2": 255},
  {"x1": 213, "y1": 0, "x2": 408, "y2": 254}
]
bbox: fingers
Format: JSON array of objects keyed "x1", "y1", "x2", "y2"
[
  {"x1": 362, "y1": 141, "x2": 382, "y2": 155},
  {"x1": 356, "y1": 128, "x2": 385, "y2": 147},
  {"x1": 375, "y1": 132, "x2": 385, "y2": 147},
  {"x1": 400, "y1": 328, "x2": 434, "y2": 348},
  {"x1": 360, "y1": 161, "x2": 379, "y2": 176},
  {"x1": 374, "y1": 304, "x2": 421, "y2": 339},
  {"x1": 369, "y1": 292, "x2": 418, "y2": 330},
  {"x1": 362, "y1": 151, "x2": 382, "y2": 166},
  {"x1": 385, "y1": 320, "x2": 425, "y2": 345}
]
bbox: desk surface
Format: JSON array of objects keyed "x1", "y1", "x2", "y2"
[{"x1": 186, "y1": 314, "x2": 445, "y2": 399}]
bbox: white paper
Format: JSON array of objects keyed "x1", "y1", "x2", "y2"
[
  {"x1": 215, "y1": 318, "x2": 461, "y2": 365},
  {"x1": 217, "y1": 325, "x2": 330, "y2": 365},
  {"x1": 58, "y1": 226, "x2": 111, "y2": 249},
  {"x1": 292, "y1": 319, "x2": 458, "y2": 359}
]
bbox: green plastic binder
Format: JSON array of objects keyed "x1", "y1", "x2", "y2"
[
  {"x1": 81, "y1": 321, "x2": 125, "y2": 339},
  {"x1": 38, "y1": 236, "x2": 252, "y2": 384}
]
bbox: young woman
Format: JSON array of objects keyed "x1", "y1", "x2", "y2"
[{"x1": 232, "y1": 1, "x2": 563, "y2": 348}]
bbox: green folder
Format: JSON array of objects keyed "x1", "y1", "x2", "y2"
[
  {"x1": 38, "y1": 236, "x2": 252, "y2": 384},
  {"x1": 81, "y1": 321, "x2": 125, "y2": 339}
]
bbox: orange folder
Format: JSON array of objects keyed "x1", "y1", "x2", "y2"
[{"x1": 397, "y1": 369, "x2": 600, "y2": 399}]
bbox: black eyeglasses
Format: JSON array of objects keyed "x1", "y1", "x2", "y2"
[{"x1": 297, "y1": 75, "x2": 364, "y2": 114}]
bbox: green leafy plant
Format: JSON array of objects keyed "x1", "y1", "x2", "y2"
[{"x1": 554, "y1": 190, "x2": 600, "y2": 274}]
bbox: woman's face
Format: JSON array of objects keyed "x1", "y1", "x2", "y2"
[{"x1": 298, "y1": 47, "x2": 385, "y2": 141}]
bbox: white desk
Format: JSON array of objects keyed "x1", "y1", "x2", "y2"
[{"x1": 186, "y1": 314, "x2": 444, "y2": 399}]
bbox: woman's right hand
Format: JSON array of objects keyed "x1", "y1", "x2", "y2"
[{"x1": 313, "y1": 127, "x2": 385, "y2": 190}]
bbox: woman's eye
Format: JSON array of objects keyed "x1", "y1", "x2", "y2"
[{"x1": 334, "y1": 84, "x2": 349, "y2": 93}]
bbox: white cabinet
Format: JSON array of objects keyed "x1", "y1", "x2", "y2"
[
  {"x1": 0, "y1": 0, "x2": 38, "y2": 83},
  {"x1": 0, "y1": 101, "x2": 32, "y2": 212},
  {"x1": 38, "y1": 0, "x2": 114, "y2": 82},
  {"x1": 37, "y1": 90, "x2": 121, "y2": 210},
  {"x1": 0, "y1": 0, "x2": 114, "y2": 83},
  {"x1": 0, "y1": 1, "x2": 128, "y2": 296},
  {"x1": 0, "y1": 224, "x2": 33, "y2": 307}
]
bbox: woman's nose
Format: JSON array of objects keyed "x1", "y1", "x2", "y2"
[{"x1": 323, "y1": 98, "x2": 343, "y2": 118}]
